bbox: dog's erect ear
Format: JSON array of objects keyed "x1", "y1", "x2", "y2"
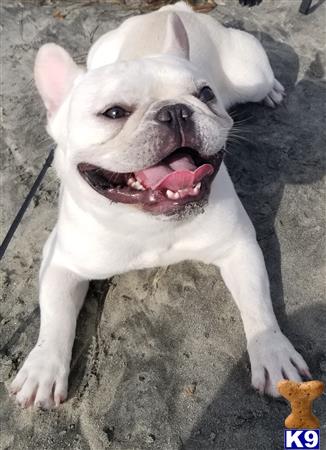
[
  {"x1": 34, "y1": 43, "x2": 82, "y2": 117},
  {"x1": 163, "y1": 13, "x2": 189, "y2": 60}
]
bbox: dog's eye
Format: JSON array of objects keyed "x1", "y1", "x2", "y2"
[
  {"x1": 102, "y1": 106, "x2": 129, "y2": 119},
  {"x1": 198, "y1": 86, "x2": 215, "y2": 103}
]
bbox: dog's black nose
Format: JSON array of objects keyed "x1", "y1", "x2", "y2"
[{"x1": 156, "y1": 103, "x2": 193, "y2": 127}]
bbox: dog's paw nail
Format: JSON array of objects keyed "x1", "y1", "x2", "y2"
[
  {"x1": 300, "y1": 369, "x2": 313, "y2": 380},
  {"x1": 54, "y1": 394, "x2": 64, "y2": 407}
]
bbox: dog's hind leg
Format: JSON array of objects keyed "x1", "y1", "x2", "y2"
[
  {"x1": 217, "y1": 27, "x2": 285, "y2": 109},
  {"x1": 263, "y1": 78, "x2": 285, "y2": 108}
]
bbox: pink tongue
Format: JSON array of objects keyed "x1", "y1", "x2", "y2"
[{"x1": 135, "y1": 153, "x2": 214, "y2": 191}]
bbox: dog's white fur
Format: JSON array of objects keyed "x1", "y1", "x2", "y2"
[{"x1": 10, "y1": 2, "x2": 309, "y2": 409}]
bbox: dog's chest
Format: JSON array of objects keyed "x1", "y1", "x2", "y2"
[
  {"x1": 58, "y1": 215, "x2": 215, "y2": 279},
  {"x1": 57, "y1": 179, "x2": 241, "y2": 279},
  {"x1": 129, "y1": 234, "x2": 211, "y2": 269}
]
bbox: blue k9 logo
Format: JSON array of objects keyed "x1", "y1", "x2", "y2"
[{"x1": 284, "y1": 430, "x2": 320, "y2": 449}]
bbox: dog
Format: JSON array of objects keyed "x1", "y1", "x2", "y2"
[{"x1": 9, "y1": 1, "x2": 310, "y2": 409}]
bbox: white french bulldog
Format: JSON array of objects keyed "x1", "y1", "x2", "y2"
[{"x1": 10, "y1": 1, "x2": 310, "y2": 409}]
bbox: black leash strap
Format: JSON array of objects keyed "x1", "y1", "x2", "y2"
[{"x1": 0, "y1": 146, "x2": 55, "y2": 261}]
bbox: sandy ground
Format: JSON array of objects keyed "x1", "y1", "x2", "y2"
[{"x1": 0, "y1": 1, "x2": 325, "y2": 449}]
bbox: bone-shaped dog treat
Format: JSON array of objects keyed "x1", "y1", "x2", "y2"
[{"x1": 278, "y1": 380, "x2": 324, "y2": 429}]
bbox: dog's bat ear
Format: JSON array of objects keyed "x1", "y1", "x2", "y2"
[
  {"x1": 34, "y1": 43, "x2": 83, "y2": 118},
  {"x1": 163, "y1": 13, "x2": 189, "y2": 60}
]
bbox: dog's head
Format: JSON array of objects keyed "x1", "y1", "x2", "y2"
[{"x1": 35, "y1": 14, "x2": 233, "y2": 216}]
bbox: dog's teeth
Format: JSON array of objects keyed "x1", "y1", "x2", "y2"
[
  {"x1": 127, "y1": 177, "x2": 136, "y2": 186},
  {"x1": 166, "y1": 190, "x2": 180, "y2": 200},
  {"x1": 131, "y1": 180, "x2": 145, "y2": 191},
  {"x1": 187, "y1": 182, "x2": 201, "y2": 196}
]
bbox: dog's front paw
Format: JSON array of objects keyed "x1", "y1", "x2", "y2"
[
  {"x1": 9, "y1": 346, "x2": 69, "y2": 409},
  {"x1": 248, "y1": 331, "x2": 311, "y2": 397},
  {"x1": 264, "y1": 79, "x2": 285, "y2": 108}
]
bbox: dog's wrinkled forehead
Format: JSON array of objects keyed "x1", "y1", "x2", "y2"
[{"x1": 72, "y1": 56, "x2": 200, "y2": 112}]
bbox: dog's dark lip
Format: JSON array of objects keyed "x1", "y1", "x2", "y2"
[{"x1": 77, "y1": 147, "x2": 224, "y2": 214}]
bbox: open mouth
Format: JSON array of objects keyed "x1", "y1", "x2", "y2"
[{"x1": 77, "y1": 147, "x2": 224, "y2": 214}]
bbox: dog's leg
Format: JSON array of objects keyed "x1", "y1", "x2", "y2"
[
  {"x1": 216, "y1": 238, "x2": 310, "y2": 396},
  {"x1": 9, "y1": 233, "x2": 88, "y2": 409},
  {"x1": 218, "y1": 28, "x2": 285, "y2": 109}
]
